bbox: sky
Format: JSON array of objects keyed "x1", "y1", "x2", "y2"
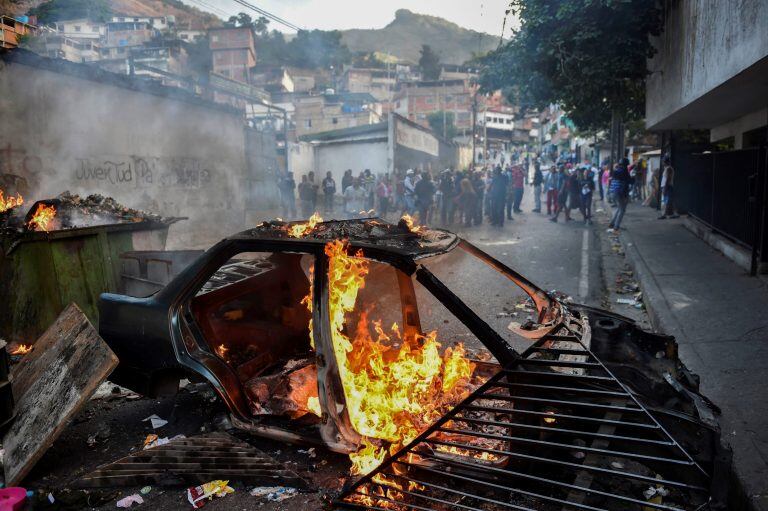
[{"x1": 183, "y1": 0, "x2": 517, "y2": 38}]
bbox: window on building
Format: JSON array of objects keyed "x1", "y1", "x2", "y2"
[
  {"x1": 305, "y1": 119, "x2": 312, "y2": 128},
  {"x1": 507, "y1": 119, "x2": 513, "y2": 124},
  {"x1": 180, "y1": 34, "x2": 188, "y2": 40},
  {"x1": 74, "y1": 26, "x2": 81, "y2": 32},
  {"x1": 211, "y1": 34, "x2": 219, "y2": 42},
  {"x1": 332, "y1": 118, "x2": 338, "y2": 125}
]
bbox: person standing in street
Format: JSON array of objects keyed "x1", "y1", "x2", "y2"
[
  {"x1": 511, "y1": 164, "x2": 525, "y2": 213},
  {"x1": 579, "y1": 166, "x2": 595, "y2": 224},
  {"x1": 376, "y1": 174, "x2": 392, "y2": 218},
  {"x1": 545, "y1": 165, "x2": 561, "y2": 215},
  {"x1": 343, "y1": 178, "x2": 366, "y2": 218},
  {"x1": 278, "y1": 171, "x2": 296, "y2": 219},
  {"x1": 531, "y1": 163, "x2": 543, "y2": 212},
  {"x1": 608, "y1": 158, "x2": 634, "y2": 232},
  {"x1": 414, "y1": 172, "x2": 436, "y2": 225},
  {"x1": 402, "y1": 169, "x2": 417, "y2": 215},
  {"x1": 298, "y1": 174, "x2": 314, "y2": 218},
  {"x1": 307, "y1": 171, "x2": 319, "y2": 213},
  {"x1": 471, "y1": 170, "x2": 485, "y2": 225},
  {"x1": 489, "y1": 166, "x2": 509, "y2": 227},
  {"x1": 439, "y1": 169, "x2": 455, "y2": 225},
  {"x1": 362, "y1": 168, "x2": 375, "y2": 212},
  {"x1": 456, "y1": 176, "x2": 477, "y2": 227},
  {"x1": 658, "y1": 156, "x2": 679, "y2": 219},
  {"x1": 322, "y1": 171, "x2": 336, "y2": 214}
]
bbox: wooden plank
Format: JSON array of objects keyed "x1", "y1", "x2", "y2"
[{"x1": 3, "y1": 303, "x2": 118, "y2": 486}]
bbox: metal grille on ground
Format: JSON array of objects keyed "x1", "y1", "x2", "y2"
[{"x1": 334, "y1": 320, "x2": 711, "y2": 511}]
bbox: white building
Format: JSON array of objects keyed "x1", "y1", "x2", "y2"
[
  {"x1": 110, "y1": 15, "x2": 175, "y2": 32},
  {"x1": 53, "y1": 19, "x2": 105, "y2": 40}
]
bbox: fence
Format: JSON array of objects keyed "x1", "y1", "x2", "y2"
[{"x1": 675, "y1": 145, "x2": 768, "y2": 274}]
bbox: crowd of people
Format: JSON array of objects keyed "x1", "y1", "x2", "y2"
[{"x1": 276, "y1": 152, "x2": 677, "y2": 232}]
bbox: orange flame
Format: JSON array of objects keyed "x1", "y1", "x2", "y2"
[
  {"x1": 27, "y1": 203, "x2": 57, "y2": 232},
  {"x1": 0, "y1": 190, "x2": 24, "y2": 213},
  {"x1": 316, "y1": 240, "x2": 475, "y2": 476},
  {"x1": 10, "y1": 344, "x2": 32, "y2": 355},
  {"x1": 215, "y1": 344, "x2": 229, "y2": 359},
  {"x1": 399, "y1": 214, "x2": 422, "y2": 233},
  {"x1": 288, "y1": 213, "x2": 322, "y2": 238}
]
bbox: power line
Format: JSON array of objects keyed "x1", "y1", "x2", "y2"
[
  {"x1": 229, "y1": 0, "x2": 302, "y2": 31},
  {"x1": 185, "y1": 0, "x2": 231, "y2": 19}
]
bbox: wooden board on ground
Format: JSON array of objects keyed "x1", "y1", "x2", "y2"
[{"x1": 3, "y1": 303, "x2": 119, "y2": 486}]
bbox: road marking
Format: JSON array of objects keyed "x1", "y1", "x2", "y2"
[{"x1": 578, "y1": 230, "x2": 590, "y2": 298}]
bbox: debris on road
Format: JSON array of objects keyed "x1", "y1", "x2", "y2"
[
  {"x1": 249, "y1": 486, "x2": 298, "y2": 501},
  {"x1": 142, "y1": 414, "x2": 168, "y2": 429},
  {"x1": 116, "y1": 494, "x2": 144, "y2": 508},
  {"x1": 186, "y1": 480, "x2": 234, "y2": 509}
]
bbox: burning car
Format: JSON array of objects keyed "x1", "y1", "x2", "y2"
[{"x1": 99, "y1": 217, "x2": 727, "y2": 509}]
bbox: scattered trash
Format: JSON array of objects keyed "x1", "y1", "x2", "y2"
[
  {"x1": 116, "y1": 494, "x2": 144, "y2": 508},
  {"x1": 143, "y1": 434, "x2": 185, "y2": 450},
  {"x1": 140, "y1": 486, "x2": 152, "y2": 495},
  {"x1": 610, "y1": 461, "x2": 625, "y2": 470},
  {"x1": 142, "y1": 415, "x2": 168, "y2": 429},
  {"x1": 249, "y1": 486, "x2": 298, "y2": 501},
  {"x1": 616, "y1": 298, "x2": 638, "y2": 305},
  {"x1": 186, "y1": 480, "x2": 234, "y2": 509}
]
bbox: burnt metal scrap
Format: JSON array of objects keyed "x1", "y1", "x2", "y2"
[
  {"x1": 94, "y1": 218, "x2": 727, "y2": 509},
  {"x1": 334, "y1": 316, "x2": 721, "y2": 511}
]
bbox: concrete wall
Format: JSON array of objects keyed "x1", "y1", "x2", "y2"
[
  {"x1": 0, "y1": 57, "x2": 249, "y2": 249},
  {"x1": 317, "y1": 141, "x2": 389, "y2": 185},
  {"x1": 646, "y1": 0, "x2": 768, "y2": 130}
]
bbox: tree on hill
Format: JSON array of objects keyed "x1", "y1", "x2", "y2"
[
  {"x1": 29, "y1": 0, "x2": 112, "y2": 23},
  {"x1": 428, "y1": 111, "x2": 457, "y2": 139},
  {"x1": 226, "y1": 12, "x2": 269, "y2": 35},
  {"x1": 419, "y1": 44, "x2": 441, "y2": 80},
  {"x1": 479, "y1": 0, "x2": 663, "y2": 131}
]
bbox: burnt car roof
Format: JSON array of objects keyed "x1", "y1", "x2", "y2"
[{"x1": 228, "y1": 218, "x2": 459, "y2": 258}]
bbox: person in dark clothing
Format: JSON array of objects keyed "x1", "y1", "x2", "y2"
[
  {"x1": 489, "y1": 167, "x2": 509, "y2": 227},
  {"x1": 531, "y1": 164, "x2": 543, "y2": 212},
  {"x1": 550, "y1": 167, "x2": 572, "y2": 223},
  {"x1": 504, "y1": 166, "x2": 515, "y2": 220},
  {"x1": 298, "y1": 174, "x2": 314, "y2": 218},
  {"x1": 608, "y1": 158, "x2": 634, "y2": 231},
  {"x1": 307, "y1": 171, "x2": 319, "y2": 213},
  {"x1": 414, "y1": 172, "x2": 436, "y2": 225},
  {"x1": 278, "y1": 171, "x2": 296, "y2": 219},
  {"x1": 322, "y1": 171, "x2": 336, "y2": 214},
  {"x1": 578, "y1": 166, "x2": 595, "y2": 224},
  {"x1": 566, "y1": 167, "x2": 582, "y2": 220},
  {"x1": 439, "y1": 170, "x2": 455, "y2": 225},
  {"x1": 471, "y1": 171, "x2": 485, "y2": 225}
]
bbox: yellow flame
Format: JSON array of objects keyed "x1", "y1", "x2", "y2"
[
  {"x1": 288, "y1": 212, "x2": 322, "y2": 237},
  {"x1": 10, "y1": 344, "x2": 32, "y2": 355},
  {"x1": 27, "y1": 203, "x2": 57, "y2": 232},
  {"x1": 316, "y1": 240, "x2": 475, "y2": 475},
  {"x1": 215, "y1": 344, "x2": 229, "y2": 359},
  {"x1": 400, "y1": 214, "x2": 422, "y2": 233},
  {"x1": 0, "y1": 189, "x2": 23, "y2": 213}
]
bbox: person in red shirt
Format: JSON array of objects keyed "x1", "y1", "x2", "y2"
[{"x1": 511, "y1": 164, "x2": 526, "y2": 213}]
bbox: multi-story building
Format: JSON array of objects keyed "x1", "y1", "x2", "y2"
[
  {"x1": 104, "y1": 20, "x2": 155, "y2": 48},
  {"x1": 392, "y1": 79, "x2": 474, "y2": 132},
  {"x1": 293, "y1": 92, "x2": 381, "y2": 138},
  {"x1": 42, "y1": 35, "x2": 100, "y2": 62},
  {"x1": 52, "y1": 19, "x2": 105, "y2": 41},
  {"x1": 110, "y1": 15, "x2": 175, "y2": 32},
  {"x1": 342, "y1": 67, "x2": 397, "y2": 102},
  {"x1": 209, "y1": 26, "x2": 256, "y2": 84},
  {"x1": 1, "y1": 15, "x2": 36, "y2": 49}
]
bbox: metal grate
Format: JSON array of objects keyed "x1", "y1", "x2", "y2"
[
  {"x1": 334, "y1": 321, "x2": 711, "y2": 510},
  {"x1": 76, "y1": 432, "x2": 307, "y2": 488}
]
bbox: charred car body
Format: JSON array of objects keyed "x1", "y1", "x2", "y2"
[{"x1": 99, "y1": 218, "x2": 728, "y2": 510}]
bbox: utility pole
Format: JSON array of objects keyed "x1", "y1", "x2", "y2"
[
  {"x1": 471, "y1": 93, "x2": 477, "y2": 168},
  {"x1": 442, "y1": 81, "x2": 447, "y2": 139}
]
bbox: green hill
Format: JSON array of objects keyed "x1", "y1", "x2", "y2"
[{"x1": 341, "y1": 9, "x2": 501, "y2": 65}]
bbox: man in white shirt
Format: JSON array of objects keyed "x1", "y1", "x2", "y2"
[
  {"x1": 658, "y1": 156, "x2": 678, "y2": 219},
  {"x1": 344, "y1": 178, "x2": 367, "y2": 217}
]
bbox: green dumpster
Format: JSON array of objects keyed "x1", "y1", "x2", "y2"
[{"x1": 0, "y1": 220, "x2": 176, "y2": 345}]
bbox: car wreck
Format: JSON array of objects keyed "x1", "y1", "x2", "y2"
[{"x1": 98, "y1": 217, "x2": 728, "y2": 510}]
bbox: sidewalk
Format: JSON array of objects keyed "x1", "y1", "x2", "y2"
[{"x1": 610, "y1": 202, "x2": 768, "y2": 511}]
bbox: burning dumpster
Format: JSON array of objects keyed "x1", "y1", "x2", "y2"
[{"x1": 0, "y1": 191, "x2": 183, "y2": 346}]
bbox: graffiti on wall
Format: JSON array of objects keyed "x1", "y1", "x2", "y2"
[{"x1": 74, "y1": 156, "x2": 214, "y2": 189}]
